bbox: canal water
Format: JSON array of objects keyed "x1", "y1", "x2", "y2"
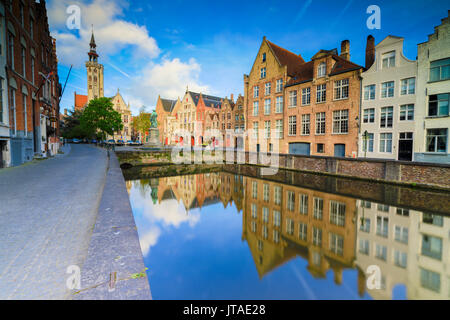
[{"x1": 125, "y1": 170, "x2": 450, "y2": 300}]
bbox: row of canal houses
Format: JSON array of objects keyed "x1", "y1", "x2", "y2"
[
  {"x1": 244, "y1": 10, "x2": 449, "y2": 163},
  {"x1": 156, "y1": 91, "x2": 246, "y2": 148},
  {"x1": 156, "y1": 10, "x2": 449, "y2": 164},
  {"x1": 0, "y1": 0, "x2": 61, "y2": 168}
]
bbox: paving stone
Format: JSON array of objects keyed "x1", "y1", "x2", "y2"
[{"x1": 0, "y1": 145, "x2": 107, "y2": 299}]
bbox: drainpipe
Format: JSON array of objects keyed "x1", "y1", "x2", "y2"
[{"x1": 358, "y1": 71, "x2": 363, "y2": 158}]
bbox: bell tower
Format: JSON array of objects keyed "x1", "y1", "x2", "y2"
[{"x1": 86, "y1": 27, "x2": 104, "y2": 102}]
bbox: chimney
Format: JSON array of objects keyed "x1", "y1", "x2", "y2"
[
  {"x1": 340, "y1": 40, "x2": 350, "y2": 60},
  {"x1": 365, "y1": 35, "x2": 375, "y2": 69},
  {"x1": 230, "y1": 94, "x2": 234, "y2": 102}
]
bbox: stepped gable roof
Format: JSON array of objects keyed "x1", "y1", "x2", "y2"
[
  {"x1": 189, "y1": 91, "x2": 223, "y2": 109},
  {"x1": 160, "y1": 98, "x2": 177, "y2": 112},
  {"x1": 266, "y1": 40, "x2": 305, "y2": 77},
  {"x1": 223, "y1": 97, "x2": 236, "y2": 110}
]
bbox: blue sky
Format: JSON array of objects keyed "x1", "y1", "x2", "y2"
[{"x1": 47, "y1": 0, "x2": 449, "y2": 115}]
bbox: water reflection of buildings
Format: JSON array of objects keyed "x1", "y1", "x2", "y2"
[
  {"x1": 356, "y1": 201, "x2": 450, "y2": 299},
  {"x1": 128, "y1": 172, "x2": 449, "y2": 300},
  {"x1": 153, "y1": 172, "x2": 244, "y2": 212},
  {"x1": 242, "y1": 176, "x2": 357, "y2": 285}
]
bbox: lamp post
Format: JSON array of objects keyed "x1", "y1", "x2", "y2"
[{"x1": 362, "y1": 130, "x2": 369, "y2": 158}]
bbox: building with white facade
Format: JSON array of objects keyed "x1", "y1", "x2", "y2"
[
  {"x1": 0, "y1": 3, "x2": 10, "y2": 168},
  {"x1": 355, "y1": 200, "x2": 450, "y2": 299},
  {"x1": 359, "y1": 36, "x2": 417, "y2": 161},
  {"x1": 415, "y1": 11, "x2": 450, "y2": 163}
]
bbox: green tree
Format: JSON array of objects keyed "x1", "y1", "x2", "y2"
[
  {"x1": 80, "y1": 97, "x2": 123, "y2": 141},
  {"x1": 131, "y1": 106, "x2": 151, "y2": 139},
  {"x1": 61, "y1": 109, "x2": 94, "y2": 139}
]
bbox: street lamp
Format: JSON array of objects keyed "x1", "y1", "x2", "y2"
[{"x1": 362, "y1": 130, "x2": 369, "y2": 158}]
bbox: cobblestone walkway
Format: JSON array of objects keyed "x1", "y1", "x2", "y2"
[{"x1": 0, "y1": 144, "x2": 108, "y2": 299}]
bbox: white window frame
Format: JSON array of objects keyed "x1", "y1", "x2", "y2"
[
  {"x1": 264, "y1": 121, "x2": 271, "y2": 139},
  {"x1": 264, "y1": 99, "x2": 271, "y2": 115},
  {"x1": 334, "y1": 78, "x2": 349, "y2": 100},
  {"x1": 381, "y1": 81, "x2": 395, "y2": 98},
  {"x1": 315, "y1": 112, "x2": 325, "y2": 135},
  {"x1": 288, "y1": 115, "x2": 297, "y2": 136},
  {"x1": 302, "y1": 87, "x2": 311, "y2": 106},
  {"x1": 400, "y1": 104, "x2": 414, "y2": 121},
  {"x1": 301, "y1": 114, "x2": 310, "y2": 135},
  {"x1": 317, "y1": 62, "x2": 326, "y2": 78},
  {"x1": 380, "y1": 106, "x2": 393, "y2": 128},
  {"x1": 275, "y1": 96, "x2": 283, "y2": 113},
  {"x1": 382, "y1": 51, "x2": 396, "y2": 69},
  {"x1": 276, "y1": 79, "x2": 283, "y2": 93},
  {"x1": 316, "y1": 84, "x2": 326, "y2": 103},
  {"x1": 253, "y1": 86, "x2": 259, "y2": 98},
  {"x1": 275, "y1": 119, "x2": 283, "y2": 139},
  {"x1": 401, "y1": 77, "x2": 415, "y2": 95},
  {"x1": 260, "y1": 67, "x2": 266, "y2": 79},
  {"x1": 332, "y1": 109, "x2": 349, "y2": 134},
  {"x1": 363, "y1": 108, "x2": 375, "y2": 123},
  {"x1": 265, "y1": 82, "x2": 271, "y2": 96},
  {"x1": 364, "y1": 85, "x2": 376, "y2": 100},
  {"x1": 379, "y1": 133, "x2": 393, "y2": 153},
  {"x1": 289, "y1": 90, "x2": 297, "y2": 108},
  {"x1": 253, "y1": 101, "x2": 259, "y2": 116}
]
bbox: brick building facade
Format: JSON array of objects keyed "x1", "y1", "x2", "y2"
[
  {"x1": 4, "y1": 0, "x2": 60, "y2": 166},
  {"x1": 244, "y1": 37, "x2": 305, "y2": 153},
  {"x1": 0, "y1": 2, "x2": 10, "y2": 167},
  {"x1": 155, "y1": 96, "x2": 179, "y2": 145},
  {"x1": 284, "y1": 41, "x2": 363, "y2": 157}
]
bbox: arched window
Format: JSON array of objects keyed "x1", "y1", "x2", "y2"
[{"x1": 318, "y1": 62, "x2": 326, "y2": 78}]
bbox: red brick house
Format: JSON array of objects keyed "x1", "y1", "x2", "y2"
[
  {"x1": 5, "y1": 0, "x2": 61, "y2": 166},
  {"x1": 284, "y1": 41, "x2": 363, "y2": 157}
]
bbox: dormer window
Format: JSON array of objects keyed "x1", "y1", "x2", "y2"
[
  {"x1": 382, "y1": 51, "x2": 395, "y2": 68},
  {"x1": 262, "y1": 53, "x2": 266, "y2": 62},
  {"x1": 318, "y1": 62, "x2": 326, "y2": 78}
]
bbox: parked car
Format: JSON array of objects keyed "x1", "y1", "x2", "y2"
[
  {"x1": 72, "y1": 138, "x2": 81, "y2": 144},
  {"x1": 90, "y1": 139, "x2": 98, "y2": 144},
  {"x1": 127, "y1": 140, "x2": 134, "y2": 146},
  {"x1": 116, "y1": 140, "x2": 125, "y2": 146},
  {"x1": 107, "y1": 139, "x2": 115, "y2": 145}
]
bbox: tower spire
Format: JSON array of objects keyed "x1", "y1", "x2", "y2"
[{"x1": 88, "y1": 25, "x2": 98, "y2": 62}]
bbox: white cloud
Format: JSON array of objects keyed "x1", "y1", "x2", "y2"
[
  {"x1": 48, "y1": 0, "x2": 159, "y2": 67},
  {"x1": 127, "y1": 58, "x2": 210, "y2": 111},
  {"x1": 129, "y1": 188, "x2": 202, "y2": 255},
  {"x1": 139, "y1": 226, "x2": 161, "y2": 256}
]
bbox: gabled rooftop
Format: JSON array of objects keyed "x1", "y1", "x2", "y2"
[
  {"x1": 285, "y1": 51, "x2": 363, "y2": 87},
  {"x1": 160, "y1": 98, "x2": 178, "y2": 113},
  {"x1": 266, "y1": 39, "x2": 305, "y2": 77},
  {"x1": 189, "y1": 91, "x2": 223, "y2": 109}
]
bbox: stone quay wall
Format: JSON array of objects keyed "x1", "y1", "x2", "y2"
[{"x1": 116, "y1": 150, "x2": 450, "y2": 190}]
